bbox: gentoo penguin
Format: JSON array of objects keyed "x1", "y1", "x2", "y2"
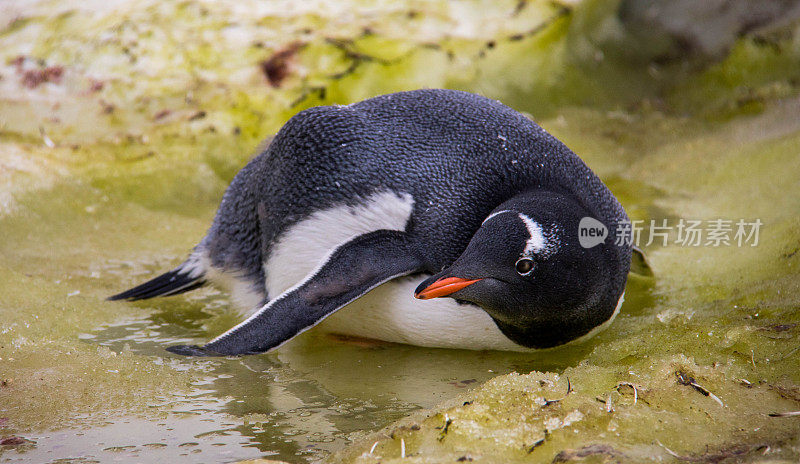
[{"x1": 110, "y1": 89, "x2": 634, "y2": 356}]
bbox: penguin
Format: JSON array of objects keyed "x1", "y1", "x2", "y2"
[{"x1": 109, "y1": 89, "x2": 635, "y2": 356}]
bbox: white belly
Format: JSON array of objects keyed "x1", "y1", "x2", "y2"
[{"x1": 316, "y1": 276, "x2": 530, "y2": 351}]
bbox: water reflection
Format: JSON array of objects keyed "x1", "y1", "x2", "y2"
[{"x1": 55, "y1": 286, "x2": 614, "y2": 462}]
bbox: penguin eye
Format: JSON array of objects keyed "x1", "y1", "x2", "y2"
[{"x1": 515, "y1": 258, "x2": 534, "y2": 275}]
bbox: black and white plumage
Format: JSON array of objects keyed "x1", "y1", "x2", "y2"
[{"x1": 110, "y1": 89, "x2": 633, "y2": 356}]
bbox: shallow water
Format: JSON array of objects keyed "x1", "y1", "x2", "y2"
[
  {"x1": 1, "y1": 0, "x2": 799, "y2": 463},
  {"x1": 2, "y1": 283, "x2": 628, "y2": 462}
]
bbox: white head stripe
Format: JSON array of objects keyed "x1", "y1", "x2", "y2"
[
  {"x1": 518, "y1": 213, "x2": 545, "y2": 254},
  {"x1": 482, "y1": 210, "x2": 513, "y2": 225}
]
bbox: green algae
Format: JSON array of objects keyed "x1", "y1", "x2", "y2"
[
  {"x1": 1, "y1": 0, "x2": 799, "y2": 462},
  {"x1": 332, "y1": 362, "x2": 800, "y2": 463}
]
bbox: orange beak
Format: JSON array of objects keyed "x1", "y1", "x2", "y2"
[{"x1": 414, "y1": 277, "x2": 483, "y2": 300}]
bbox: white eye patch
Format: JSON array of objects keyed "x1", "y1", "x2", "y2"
[
  {"x1": 517, "y1": 213, "x2": 545, "y2": 255},
  {"x1": 481, "y1": 209, "x2": 559, "y2": 259}
]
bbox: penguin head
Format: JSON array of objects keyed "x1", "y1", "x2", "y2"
[{"x1": 414, "y1": 190, "x2": 627, "y2": 348}]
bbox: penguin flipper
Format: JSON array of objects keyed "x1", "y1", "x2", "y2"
[{"x1": 167, "y1": 230, "x2": 423, "y2": 356}]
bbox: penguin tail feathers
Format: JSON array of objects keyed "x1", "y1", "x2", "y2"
[{"x1": 108, "y1": 261, "x2": 206, "y2": 302}]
